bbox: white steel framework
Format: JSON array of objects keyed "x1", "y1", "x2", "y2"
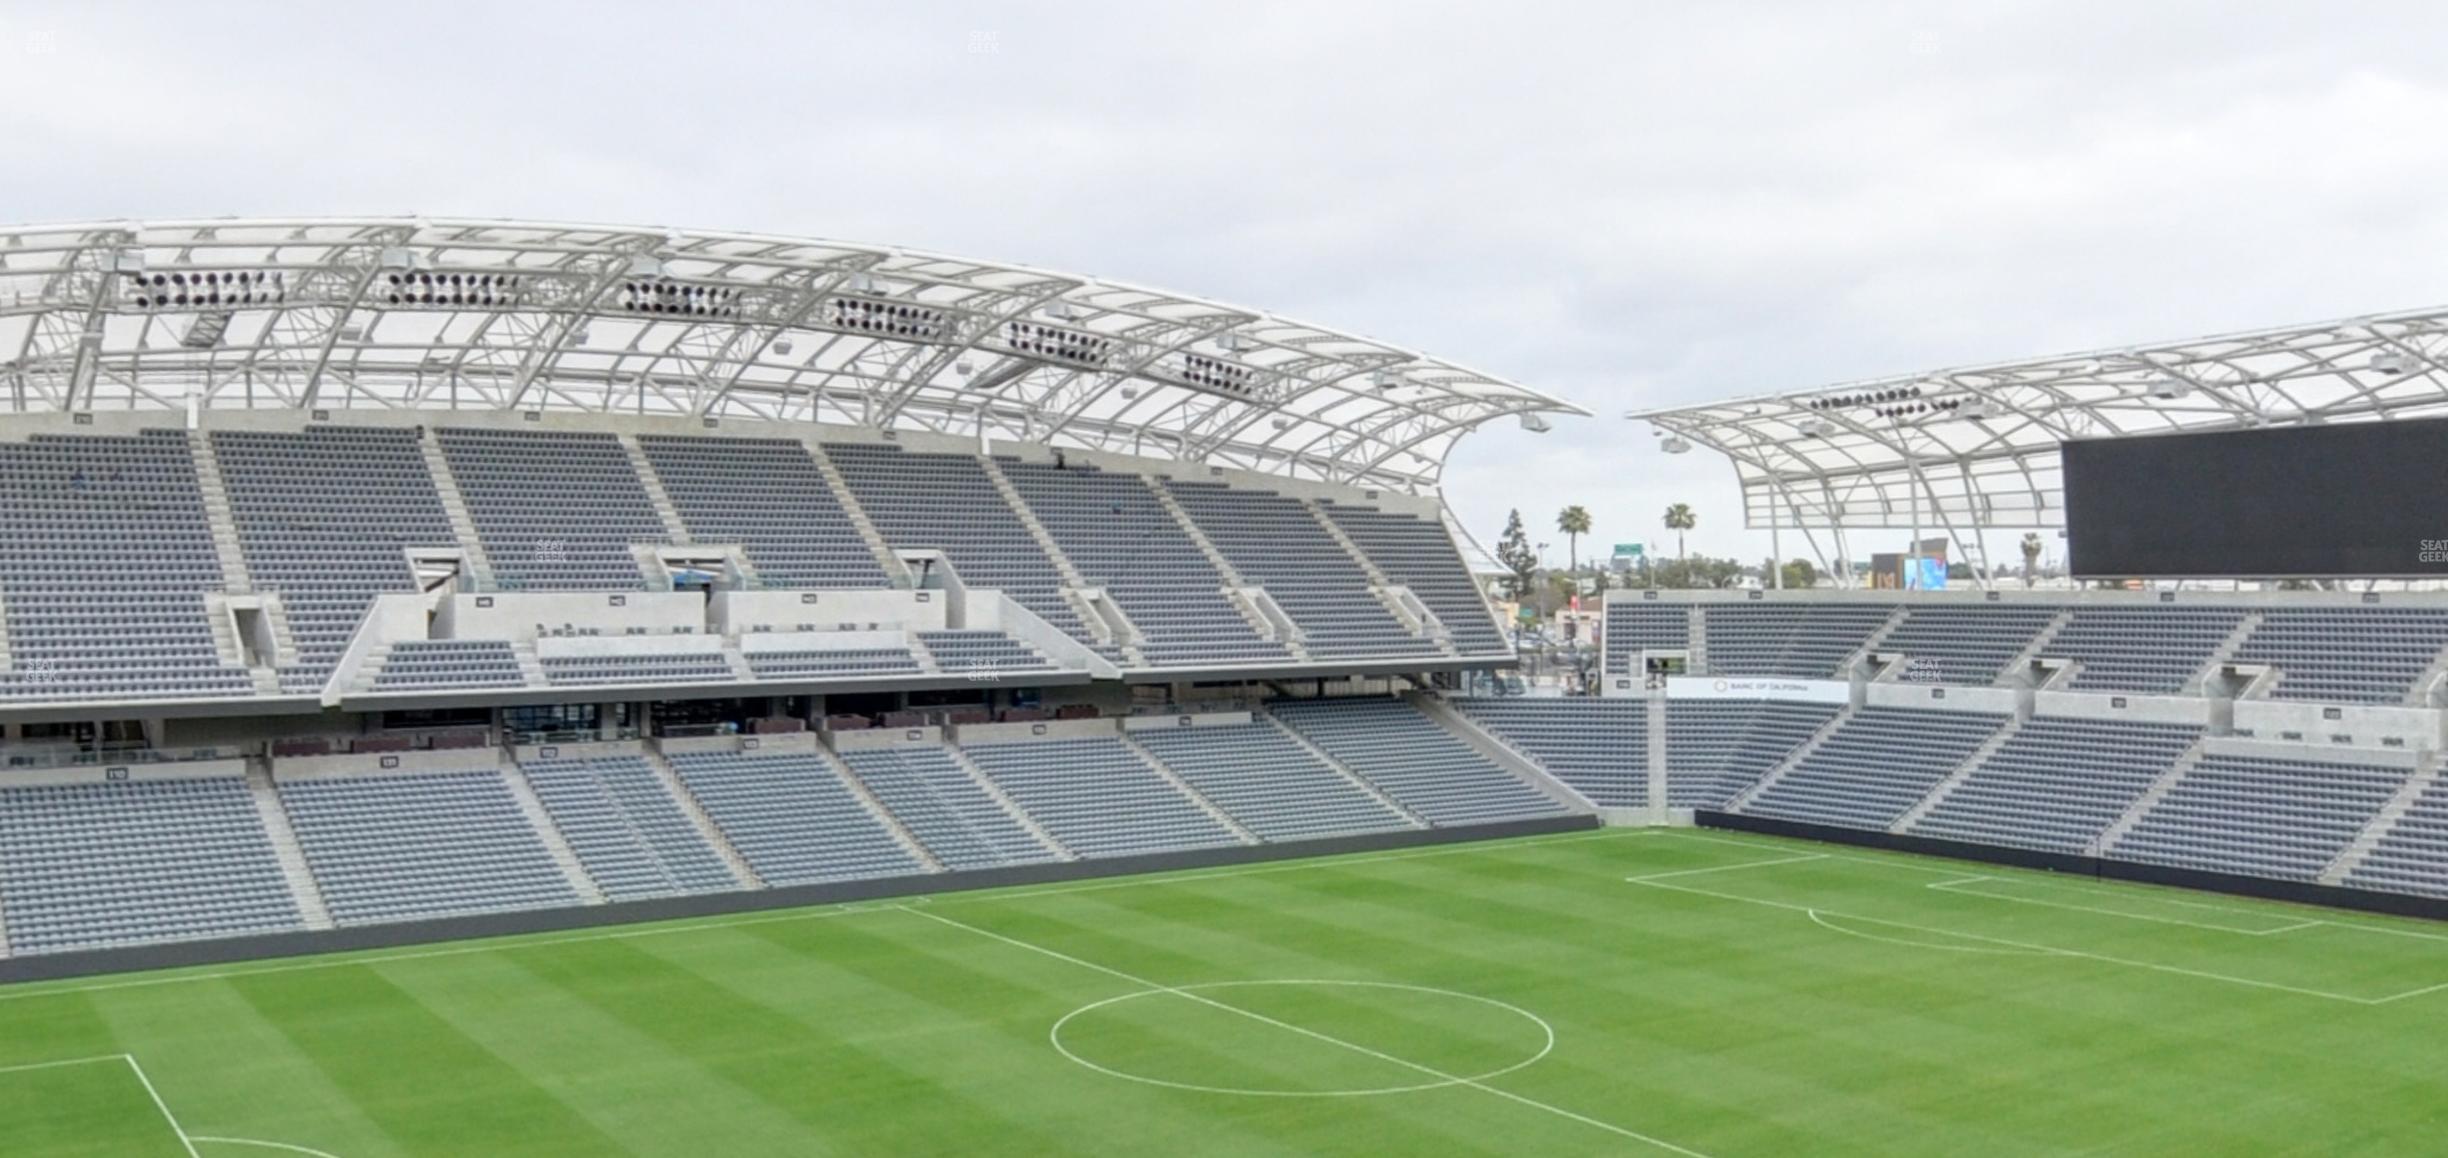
[
  {"x1": 0, "y1": 217, "x2": 1583, "y2": 492},
  {"x1": 1627, "y1": 305, "x2": 2448, "y2": 535}
]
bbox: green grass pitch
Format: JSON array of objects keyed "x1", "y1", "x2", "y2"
[{"x1": 4, "y1": 828, "x2": 2445, "y2": 1156}]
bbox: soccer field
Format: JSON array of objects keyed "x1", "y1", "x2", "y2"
[{"x1": 5, "y1": 828, "x2": 2444, "y2": 1157}]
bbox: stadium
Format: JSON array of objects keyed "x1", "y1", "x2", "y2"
[{"x1": 3, "y1": 214, "x2": 2447, "y2": 1157}]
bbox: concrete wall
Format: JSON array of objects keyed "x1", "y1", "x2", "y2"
[
  {"x1": 2231, "y1": 699, "x2": 2443, "y2": 751},
  {"x1": 0, "y1": 756, "x2": 247, "y2": 786},
  {"x1": 826, "y1": 724, "x2": 945, "y2": 751},
  {"x1": 715, "y1": 589, "x2": 942, "y2": 634},
  {"x1": 1118, "y1": 710, "x2": 1256, "y2": 732},
  {"x1": 2033, "y1": 690, "x2": 2214, "y2": 727},
  {"x1": 273, "y1": 746, "x2": 502, "y2": 781},
  {"x1": 737, "y1": 630, "x2": 910, "y2": 655},
  {"x1": 951, "y1": 717, "x2": 1119, "y2": 745},
  {"x1": 1665, "y1": 676, "x2": 1850, "y2": 704},
  {"x1": 1865, "y1": 682, "x2": 2020, "y2": 714},
  {"x1": 439, "y1": 590, "x2": 706, "y2": 641},
  {"x1": 2202, "y1": 734, "x2": 2427, "y2": 768}
]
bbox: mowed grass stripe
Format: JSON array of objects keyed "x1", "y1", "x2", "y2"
[
  {"x1": 375, "y1": 950, "x2": 823, "y2": 1155},
  {"x1": 85, "y1": 978, "x2": 398, "y2": 1158},
  {"x1": 225, "y1": 966, "x2": 632, "y2": 1156},
  {"x1": 0, "y1": 1059, "x2": 189, "y2": 1158}
]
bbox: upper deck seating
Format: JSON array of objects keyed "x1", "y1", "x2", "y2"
[
  {"x1": 1165, "y1": 481, "x2": 1438, "y2": 661},
  {"x1": 1003, "y1": 463, "x2": 1286, "y2": 668},
  {"x1": 436, "y1": 427, "x2": 666, "y2": 591},
  {"x1": 1317, "y1": 503, "x2": 1510, "y2": 656},
  {"x1": 214, "y1": 426, "x2": 459, "y2": 694},
  {"x1": 636, "y1": 434, "x2": 888, "y2": 589}
]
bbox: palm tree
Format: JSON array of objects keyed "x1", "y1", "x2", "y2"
[
  {"x1": 2020, "y1": 532, "x2": 2044, "y2": 589},
  {"x1": 1555, "y1": 505, "x2": 1592, "y2": 574},
  {"x1": 1663, "y1": 503, "x2": 1696, "y2": 563}
]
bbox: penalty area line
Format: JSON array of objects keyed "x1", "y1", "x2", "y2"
[
  {"x1": 1630, "y1": 875, "x2": 2382, "y2": 1005},
  {"x1": 890, "y1": 904, "x2": 1716, "y2": 1158}
]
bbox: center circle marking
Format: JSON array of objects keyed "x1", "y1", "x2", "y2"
[{"x1": 1049, "y1": 979, "x2": 1555, "y2": 1097}]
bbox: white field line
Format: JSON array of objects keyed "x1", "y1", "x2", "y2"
[
  {"x1": 1925, "y1": 875, "x2": 1993, "y2": 888},
  {"x1": 1630, "y1": 874, "x2": 2386, "y2": 1005},
  {"x1": 1625, "y1": 852, "x2": 1828, "y2": 882},
  {"x1": 1927, "y1": 871, "x2": 2324, "y2": 921},
  {"x1": 1804, "y1": 911, "x2": 2042, "y2": 956},
  {"x1": 894, "y1": 904, "x2": 1715, "y2": 1158},
  {"x1": 1661, "y1": 830, "x2": 2448, "y2": 946},
  {"x1": 1923, "y1": 879, "x2": 2318, "y2": 936},
  {"x1": 122, "y1": 1054, "x2": 203, "y2": 1158},
  {"x1": 0, "y1": 829, "x2": 1645, "y2": 1006},
  {"x1": 0, "y1": 1053, "x2": 344, "y2": 1158},
  {"x1": 2370, "y1": 978, "x2": 2448, "y2": 1005},
  {"x1": 0, "y1": 1052, "x2": 129, "y2": 1078},
  {"x1": 189, "y1": 1140, "x2": 344, "y2": 1158},
  {"x1": 0, "y1": 1054, "x2": 199, "y2": 1157}
]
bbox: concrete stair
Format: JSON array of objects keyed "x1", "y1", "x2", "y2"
[
  {"x1": 1842, "y1": 606, "x2": 1911, "y2": 676},
  {"x1": 945, "y1": 745, "x2": 1077, "y2": 860},
  {"x1": 1118, "y1": 731, "x2": 1261, "y2": 845},
  {"x1": 905, "y1": 633, "x2": 944, "y2": 675},
  {"x1": 1726, "y1": 705, "x2": 1858, "y2": 812},
  {"x1": 1997, "y1": 606, "x2": 2074, "y2": 685},
  {"x1": 509, "y1": 641, "x2": 548, "y2": 688},
  {"x1": 2408, "y1": 647, "x2": 2448, "y2": 707},
  {"x1": 188, "y1": 430, "x2": 254, "y2": 594},
  {"x1": 2322, "y1": 751, "x2": 2443, "y2": 885},
  {"x1": 1306, "y1": 498, "x2": 1391, "y2": 585},
  {"x1": 643, "y1": 746, "x2": 763, "y2": 889},
  {"x1": 1300, "y1": 498, "x2": 1452, "y2": 655},
  {"x1": 420, "y1": 430, "x2": 496, "y2": 589},
  {"x1": 1406, "y1": 691, "x2": 1596, "y2": 813},
  {"x1": 802, "y1": 440, "x2": 913, "y2": 587},
  {"x1": 1147, "y1": 475, "x2": 1244, "y2": 584},
  {"x1": 260, "y1": 593, "x2": 301, "y2": 669},
  {"x1": 2089, "y1": 735, "x2": 2211, "y2": 856},
  {"x1": 619, "y1": 433, "x2": 692, "y2": 545},
  {"x1": 1646, "y1": 689, "x2": 1670, "y2": 822},
  {"x1": 1893, "y1": 715, "x2": 2026, "y2": 834},
  {"x1": 1687, "y1": 604, "x2": 1708, "y2": 673},
  {"x1": 500, "y1": 763, "x2": 610, "y2": 905},
  {"x1": 978, "y1": 454, "x2": 1090, "y2": 583},
  {"x1": 2184, "y1": 611, "x2": 2264, "y2": 695},
  {"x1": 817, "y1": 746, "x2": 946, "y2": 872},
  {"x1": 350, "y1": 644, "x2": 392, "y2": 696},
  {"x1": 1261, "y1": 712, "x2": 1428, "y2": 828},
  {"x1": 246, "y1": 761, "x2": 335, "y2": 930}
]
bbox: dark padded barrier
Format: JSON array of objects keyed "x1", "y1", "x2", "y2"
[
  {"x1": 0, "y1": 814, "x2": 1600, "y2": 986},
  {"x1": 1697, "y1": 810, "x2": 2448, "y2": 923}
]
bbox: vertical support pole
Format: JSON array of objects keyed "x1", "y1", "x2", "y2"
[{"x1": 1769, "y1": 481, "x2": 1784, "y2": 590}]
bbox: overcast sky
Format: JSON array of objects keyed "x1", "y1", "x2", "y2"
[{"x1": 5, "y1": 1, "x2": 2445, "y2": 570}]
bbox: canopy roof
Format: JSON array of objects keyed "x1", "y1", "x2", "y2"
[
  {"x1": 1626, "y1": 305, "x2": 2448, "y2": 530},
  {"x1": 0, "y1": 217, "x2": 1583, "y2": 491}
]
